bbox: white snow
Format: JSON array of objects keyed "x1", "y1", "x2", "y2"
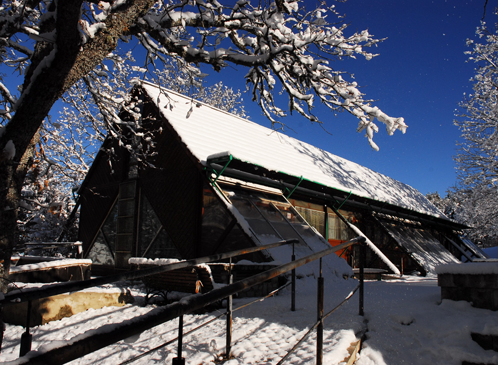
[
  {"x1": 9, "y1": 259, "x2": 92, "y2": 273},
  {"x1": 436, "y1": 262, "x2": 498, "y2": 275},
  {"x1": 129, "y1": 258, "x2": 181, "y2": 266},
  {"x1": 141, "y1": 83, "x2": 446, "y2": 219},
  {"x1": 2, "y1": 275, "x2": 498, "y2": 364}
]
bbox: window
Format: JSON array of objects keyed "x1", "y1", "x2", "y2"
[
  {"x1": 138, "y1": 195, "x2": 181, "y2": 259},
  {"x1": 221, "y1": 186, "x2": 323, "y2": 247},
  {"x1": 87, "y1": 201, "x2": 118, "y2": 265}
]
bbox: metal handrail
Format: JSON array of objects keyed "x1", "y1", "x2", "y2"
[
  {"x1": 1, "y1": 239, "x2": 298, "y2": 306},
  {"x1": 7, "y1": 236, "x2": 366, "y2": 365},
  {"x1": 276, "y1": 284, "x2": 360, "y2": 365},
  {"x1": 119, "y1": 282, "x2": 291, "y2": 365}
]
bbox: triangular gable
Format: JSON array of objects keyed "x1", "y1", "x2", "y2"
[{"x1": 140, "y1": 82, "x2": 446, "y2": 221}]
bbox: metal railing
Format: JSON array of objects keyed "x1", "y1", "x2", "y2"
[
  {"x1": 1, "y1": 239, "x2": 297, "y2": 306},
  {"x1": 1, "y1": 236, "x2": 367, "y2": 365},
  {"x1": 1, "y1": 239, "x2": 298, "y2": 359}
]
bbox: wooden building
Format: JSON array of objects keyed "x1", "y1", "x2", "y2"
[{"x1": 78, "y1": 82, "x2": 486, "y2": 278}]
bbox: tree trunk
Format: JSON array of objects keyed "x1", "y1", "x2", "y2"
[{"x1": 0, "y1": 0, "x2": 156, "y2": 293}]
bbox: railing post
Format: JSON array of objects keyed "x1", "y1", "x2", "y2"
[
  {"x1": 226, "y1": 258, "x2": 233, "y2": 360},
  {"x1": 19, "y1": 300, "x2": 32, "y2": 357},
  {"x1": 291, "y1": 241, "x2": 296, "y2": 312},
  {"x1": 316, "y1": 258, "x2": 324, "y2": 365},
  {"x1": 359, "y1": 241, "x2": 366, "y2": 316},
  {"x1": 172, "y1": 315, "x2": 185, "y2": 365}
]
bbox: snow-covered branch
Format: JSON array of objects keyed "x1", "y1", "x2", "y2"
[{"x1": 450, "y1": 15, "x2": 498, "y2": 243}]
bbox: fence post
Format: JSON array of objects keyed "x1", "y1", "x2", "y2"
[
  {"x1": 172, "y1": 315, "x2": 185, "y2": 365},
  {"x1": 359, "y1": 241, "x2": 366, "y2": 316},
  {"x1": 316, "y1": 258, "x2": 324, "y2": 365},
  {"x1": 226, "y1": 258, "x2": 233, "y2": 359},
  {"x1": 19, "y1": 300, "x2": 32, "y2": 357},
  {"x1": 291, "y1": 241, "x2": 296, "y2": 312}
]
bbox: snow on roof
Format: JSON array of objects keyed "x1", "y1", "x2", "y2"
[{"x1": 141, "y1": 82, "x2": 445, "y2": 219}]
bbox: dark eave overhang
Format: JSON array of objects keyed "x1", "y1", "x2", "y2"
[{"x1": 206, "y1": 155, "x2": 469, "y2": 232}]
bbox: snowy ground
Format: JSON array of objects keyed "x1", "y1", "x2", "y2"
[{"x1": 2, "y1": 274, "x2": 498, "y2": 365}]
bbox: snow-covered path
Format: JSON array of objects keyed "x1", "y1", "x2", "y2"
[
  {"x1": 2, "y1": 276, "x2": 498, "y2": 365},
  {"x1": 357, "y1": 277, "x2": 498, "y2": 365}
]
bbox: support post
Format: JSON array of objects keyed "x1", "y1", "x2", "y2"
[
  {"x1": 226, "y1": 258, "x2": 233, "y2": 360},
  {"x1": 291, "y1": 241, "x2": 296, "y2": 312},
  {"x1": 19, "y1": 301, "x2": 32, "y2": 357},
  {"x1": 316, "y1": 258, "x2": 324, "y2": 365},
  {"x1": 172, "y1": 315, "x2": 185, "y2": 365},
  {"x1": 359, "y1": 241, "x2": 366, "y2": 316}
]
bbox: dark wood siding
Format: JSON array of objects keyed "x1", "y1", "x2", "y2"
[
  {"x1": 138, "y1": 98, "x2": 203, "y2": 259},
  {"x1": 78, "y1": 85, "x2": 260, "y2": 266}
]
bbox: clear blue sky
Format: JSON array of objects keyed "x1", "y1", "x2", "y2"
[{"x1": 203, "y1": 0, "x2": 492, "y2": 196}]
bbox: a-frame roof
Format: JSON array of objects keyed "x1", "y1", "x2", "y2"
[{"x1": 141, "y1": 81, "x2": 446, "y2": 221}]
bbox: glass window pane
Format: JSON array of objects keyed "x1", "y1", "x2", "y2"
[
  {"x1": 327, "y1": 210, "x2": 356, "y2": 242},
  {"x1": 138, "y1": 195, "x2": 162, "y2": 256},
  {"x1": 201, "y1": 188, "x2": 233, "y2": 253},
  {"x1": 216, "y1": 224, "x2": 263, "y2": 261},
  {"x1": 222, "y1": 186, "x2": 323, "y2": 246},
  {"x1": 328, "y1": 214, "x2": 339, "y2": 240},
  {"x1": 144, "y1": 229, "x2": 182, "y2": 259},
  {"x1": 101, "y1": 202, "x2": 118, "y2": 255},
  {"x1": 230, "y1": 198, "x2": 279, "y2": 237},
  {"x1": 256, "y1": 200, "x2": 286, "y2": 224},
  {"x1": 138, "y1": 195, "x2": 181, "y2": 258},
  {"x1": 295, "y1": 206, "x2": 325, "y2": 237},
  {"x1": 88, "y1": 231, "x2": 115, "y2": 266},
  {"x1": 273, "y1": 203, "x2": 316, "y2": 240}
]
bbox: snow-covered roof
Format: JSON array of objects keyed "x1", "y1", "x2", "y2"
[{"x1": 141, "y1": 82, "x2": 445, "y2": 219}]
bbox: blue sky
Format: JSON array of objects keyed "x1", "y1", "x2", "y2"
[{"x1": 202, "y1": 0, "x2": 491, "y2": 196}]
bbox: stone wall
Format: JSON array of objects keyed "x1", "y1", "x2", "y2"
[
  {"x1": 3, "y1": 290, "x2": 134, "y2": 326},
  {"x1": 438, "y1": 273, "x2": 498, "y2": 311}
]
